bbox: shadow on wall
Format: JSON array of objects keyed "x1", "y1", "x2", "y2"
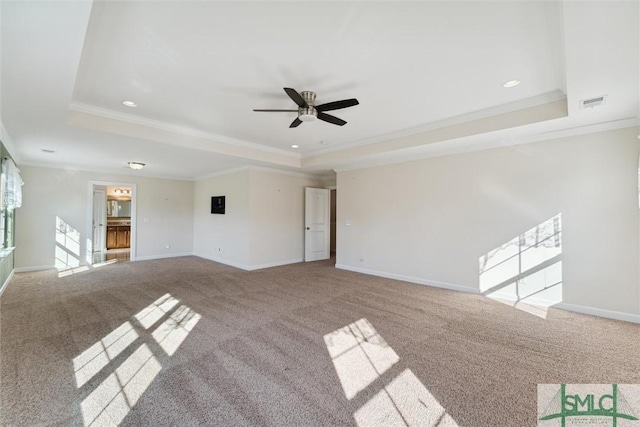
[
  {"x1": 479, "y1": 214, "x2": 563, "y2": 319},
  {"x1": 55, "y1": 216, "x2": 124, "y2": 277},
  {"x1": 55, "y1": 216, "x2": 80, "y2": 270}
]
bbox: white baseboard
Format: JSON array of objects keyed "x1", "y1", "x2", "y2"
[
  {"x1": 478, "y1": 291, "x2": 639, "y2": 324},
  {"x1": 195, "y1": 254, "x2": 303, "y2": 271},
  {"x1": 135, "y1": 252, "x2": 195, "y2": 261},
  {"x1": 14, "y1": 254, "x2": 198, "y2": 270},
  {"x1": 248, "y1": 258, "x2": 303, "y2": 271},
  {"x1": 14, "y1": 265, "x2": 57, "y2": 273},
  {"x1": 335, "y1": 263, "x2": 480, "y2": 294},
  {"x1": 0, "y1": 269, "x2": 14, "y2": 297},
  {"x1": 335, "y1": 264, "x2": 640, "y2": 324},
  {"x1": 484, "y1": 290, "x2": 561, "y2": 308},
  {"x1": 553, "y1": 302, "x2": 640, "y2": 324},
  {"x1": 195, "y1": 253, "x2": 251, "y2": 270}
]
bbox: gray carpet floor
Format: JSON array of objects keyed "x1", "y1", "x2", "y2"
[{"x1": 1, "y1": 256, "x2": 638, "y2": 426}]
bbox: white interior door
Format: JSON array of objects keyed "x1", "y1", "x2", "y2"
[
  {"x1": 305, "y1": 187, "x2": 330, "y2": 262},
  {"x1": 92, "y1": 190, "x2": 106, "y2": 253}
]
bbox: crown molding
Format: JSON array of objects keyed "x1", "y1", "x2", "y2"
[
  {"x1": 0, "y1": 120, "x2": 20, "y2": 163},
  {"x1": 195, "y1": 164, "x2": 325, "y2": 181},
  {"x1": 17, "y1": 161, "x2": 195, "y2": 181},
  {"x1": 305, "y1": 90, "x2": 567, "y2": 158},
  {"x1": 69, "y1": 102, "x2": 300, "y2": 159},
  {"x1": 195, "y1": 165, "x2": 253, "y2": 180},
  {"x1": 333, "y1": 117, "x2": 638, "y2": 173}
]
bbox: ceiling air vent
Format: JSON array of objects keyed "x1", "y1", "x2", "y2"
[{"x1": 579, "y1": 95, "x2": 608, "y2": 109}]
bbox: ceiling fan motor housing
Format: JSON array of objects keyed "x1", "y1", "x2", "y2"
[
  {"x1": 253, "y1": 87, "x2": 356, "y2": 127},
  {"x1": 300, "y1": 91, "x2": 316, "y2": 105},
  {"x1": 299, "y1": 91, "x2": 317, "y2": 121}
]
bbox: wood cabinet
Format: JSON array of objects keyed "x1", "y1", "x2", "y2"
[
  {"x1": 106, "y1": 226, "x2": 130, "y2": 249},
  {"x1": 107, "y1": 227, "x2": 117, "y2": 249}
]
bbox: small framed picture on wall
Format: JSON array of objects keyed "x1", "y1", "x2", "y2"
[{"x1": 211, "y1": 196, "x2": 225, "y2": 214}]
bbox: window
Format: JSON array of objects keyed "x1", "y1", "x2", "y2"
[{"x1": 1, "y1": 157, "x2": 23, "y2": 249}]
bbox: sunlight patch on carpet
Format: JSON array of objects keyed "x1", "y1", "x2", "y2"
[
  {"x1": 152, "y1": 305, "x2": 202, "y2": 356},
  {"x1": 92, "y1": 259, "x2": 118, "y2": 268},
  {"x1": 134, "y1": 293, "x2": 180, "y2": 329},
  {"x1": 325, "y1": 319, "x2": 459, "y2": 425},
  {"x1": 80, "y1": 344, "x2": 161, "y2": 426},
  {"x1": 73, "y1": 321, "x2": 139, "y2": 387},
  {"x1": 58, "y1": 265, "x2": 90, "y2": 278},
  {"x1": 354, "y1": 369, "x2": 459, "y2": 427},
  {"x1": 324, "y1": 318, "x2": 399, "y2": 400},
  {"x1": 76, "y1": 293, "x2": 202, "y2": 426}
]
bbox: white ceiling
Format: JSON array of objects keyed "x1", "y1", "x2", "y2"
[{"x1": 1, "y1": 1, "x2": 638, "y2": 180}]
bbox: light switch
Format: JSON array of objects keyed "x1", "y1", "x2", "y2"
[{"x1": 346, "y1": 219, "x2": 352, "y2": 226}]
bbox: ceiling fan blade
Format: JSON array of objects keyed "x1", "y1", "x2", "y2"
[
  {"x1": 289, "y1": 117, "x2": 303, "y2": 128},
  {"x1": 253, "y1": 109, "x2": 298, "y2": 112},
  {"x1": 316, "y1": 98, "x2": 359, "y2": 112},
  {"x1": 284, "y1": 88, "x2": 308, "y2": 108},
  {"x1": 318, "y1": 112, "x2": 346, "y2": 126}
]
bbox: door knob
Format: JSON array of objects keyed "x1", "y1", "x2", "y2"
[{"x1": 306, "y1": 227, "x2": 310, "y2": 230}]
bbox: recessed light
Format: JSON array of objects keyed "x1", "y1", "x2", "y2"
[
  {"x1": 41, "y1": 149, "x2": 56, "y2": 154},
  {"x1": 128, "y1": 161, "x2": 145, "y2": 170},
  {"x1": 291, "y1": 145, "x2": 299, "y2": 149},
  {"x1": 122, "y1": 100, "x2": 138, "y2": 108},
  {"x1": 503, "y1": 80, "x2": 521, "y2": 88}
]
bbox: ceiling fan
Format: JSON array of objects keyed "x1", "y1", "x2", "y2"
[{"x1": 253, "y1": 87, "x2": 359, "y2": 128}]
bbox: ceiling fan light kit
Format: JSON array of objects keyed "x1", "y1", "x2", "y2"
[{"x1": 254, "y1": 87, "x2": 359, "y2": 128}]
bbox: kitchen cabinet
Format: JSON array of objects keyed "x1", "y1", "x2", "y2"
[{"x1": 106, "y1": 226, "x2": 130, "y2": 249}]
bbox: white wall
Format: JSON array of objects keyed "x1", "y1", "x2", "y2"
[
  {"x1": 135, "y1": 177, "x2": 194, "y2": 259},
  {"x1": 15, "y1": 166, "x2": 194, "y2": 269},
  {"x1": 194, "y1": 167, "x2": 322, "y2": 270},
  {"x1": 249, "y1": 169, "x2": 321, "y2": 267},
  {"x1": 336, "y1": 127, "x2": 640, "y2": 320},
  {"x1": 193, "y1": 169, "x2": 251, "y2": 268}
]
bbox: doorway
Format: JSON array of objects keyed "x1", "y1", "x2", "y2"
[
  {"x1": 304, "y1": 186, "x2": 337, "y2": 262},
  {"x1": 304, "y1": 187, "x2": 330, "y2": 262},
  {"x1": 87, "y1": 181, "x2": 137, "y2": 265}
]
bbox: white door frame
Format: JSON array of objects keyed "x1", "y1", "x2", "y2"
[
  {"x1": 92, "y1": 190, "x2": 107, "y2": 252},
  {"x1": 86, "y1": 180, "x2": 137, "y2": 264},
  {"x1": 304, "y1": 187, "x2": 330, "y2": 262}
]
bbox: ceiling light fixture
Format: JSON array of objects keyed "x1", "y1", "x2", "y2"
[
  {"x1": 502, "y1": 80, "x2": 521, "y2": 88},
  {"x1": 128, "y1": 161, "x2": 145, "y2": 170},
  {"x1": 291, "y1": 145, "x2": 299, "y2": 149},
  {"x1": 299, "y1": 107, "x2": 317, "y2": 122},
  {"x1": 122, "y1": 100, "x2": 138, "y2": 108}
]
